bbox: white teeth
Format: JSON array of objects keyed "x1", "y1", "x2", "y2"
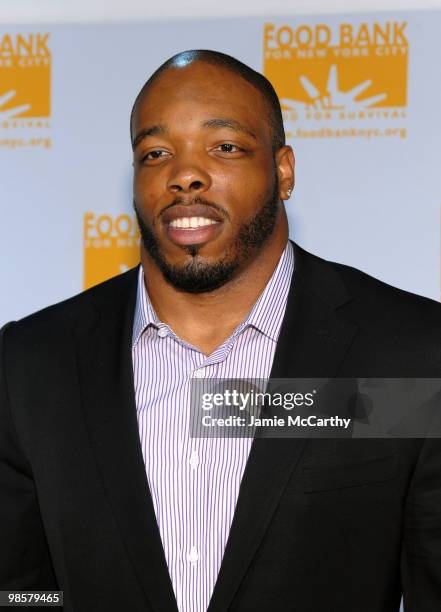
[{"x1": 169, "y1": 217, "x2": 219, "y2": 229}]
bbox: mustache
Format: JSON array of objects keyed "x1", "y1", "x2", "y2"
[{"x1": 162, "y1": 195, "x2": 231, "y2": 222}]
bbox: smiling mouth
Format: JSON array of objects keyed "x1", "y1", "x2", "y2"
[
  {"x1": 162, "y1": 201, "x2": 225, "y2": 246},
  {"x1": 165, "y1": 216, "x2": 223, "y2": 246},
  {"x1": 169, "y1": 216, "x2": 219, "y2": 229}
]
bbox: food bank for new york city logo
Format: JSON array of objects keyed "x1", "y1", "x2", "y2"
[
  {"x1": 264, "y1": 21, "x2": 409, "y2": 124},
  {"x1": 83, "y1": 212, "x2": 141, "y2": 290},
  {"x1": 0, "y1": 33, "x2": 51, "y2": 126}
]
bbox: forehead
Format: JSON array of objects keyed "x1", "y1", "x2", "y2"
[{"x1": 132, "y1": 62, "x2": 271, "y2": 143}]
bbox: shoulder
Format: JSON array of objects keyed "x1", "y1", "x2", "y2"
[
  {"x1": 332, "y1": 258, "x2": 441, "y2": 327},
  {"x1": 291, "y1": 242, "x2": 441, "y2": 374},
  {"x1": 293, "y1": 241, "x2": 441, "y2": 329},
  {"x1": 1, "y1": 266, "x2": 140, "y2": 351}
]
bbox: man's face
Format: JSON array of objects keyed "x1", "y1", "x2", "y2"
[{"x1": 131, "y1": 62, "x2": 292, "y2": 292}]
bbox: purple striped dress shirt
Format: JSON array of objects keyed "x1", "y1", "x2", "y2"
[{"x1": 132, "y1": 240, "x2": 294, "y2": 612}]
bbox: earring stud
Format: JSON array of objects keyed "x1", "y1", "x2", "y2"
[{"x1": 286, "y1": 188, "x2": 293, "y2": 198}]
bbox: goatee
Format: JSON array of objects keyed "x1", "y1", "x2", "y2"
[{"x1": 134, "y1": 179, "x2": 280, "y2": 293}]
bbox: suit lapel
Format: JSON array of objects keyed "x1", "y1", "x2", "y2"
[
  {"x1": 207, "y1": 242, "x2": 359, "y2": 611},
  {"x1": 269, "y1": 242, "x2": 359, "y2": 379},
  {"x1": 74, "y1": 268, "x2": 179, "y2": 612}
]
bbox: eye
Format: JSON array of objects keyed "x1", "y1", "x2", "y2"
[
  {"x1": 141, "y1": 149, "x2": 170, "y2": 162},
  {"x1": 217, "y1": 143, "x2": 243, "y2": 153}
]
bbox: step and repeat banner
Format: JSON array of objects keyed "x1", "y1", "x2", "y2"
[{"x1": 1, "y1": 11, "x2": 440, "y2": 323}]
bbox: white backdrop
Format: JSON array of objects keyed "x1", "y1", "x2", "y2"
[{"x1": 0, "y1": 7, "x2": 440, "y2": 331}]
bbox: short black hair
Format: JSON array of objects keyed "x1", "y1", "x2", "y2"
[{"x1": 130, "y1": 49, "x2": 285, "y2": 151}]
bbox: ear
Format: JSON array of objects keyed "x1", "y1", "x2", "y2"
[{"x1": 275, "y1": 145, "x2": 295, "y2": 201}]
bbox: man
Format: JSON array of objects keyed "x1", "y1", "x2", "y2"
[{"x1": 1, "y1": 50, "x2": 440, "y2": 612}]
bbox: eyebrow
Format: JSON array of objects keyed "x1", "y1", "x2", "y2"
[
  {"x1": 132, "y1": 117, "x2": 257, "y2": 150},
  {"x1": 132, "y1": 124, "x2": 167, "y2": 150},
  {"x1": 202, "y1": 118, "x2": 257, "y2": 140}
]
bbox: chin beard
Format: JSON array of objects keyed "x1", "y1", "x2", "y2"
[{"x1": 134, "y1": 179, "x2": 280, "y2": 294}]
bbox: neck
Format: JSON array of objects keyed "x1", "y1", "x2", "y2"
[{"x1": 140, "y1": 213, "x2": 289, "y2": 355}]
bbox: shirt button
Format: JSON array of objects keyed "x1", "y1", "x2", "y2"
[
  {"x1": 189, "y1": 450, "x2": 199, "y2": 469},
  {"x1": 193, "y1": 369, "x2": 205, "y2": 379},
  {"x1": 187, "y1": 546, "x2": 199, "y2": 563},
  {"x1": 157, "y1": 328, "x2": 168, "y2": 338}
]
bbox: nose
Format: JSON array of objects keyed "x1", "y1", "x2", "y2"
[{"x1": 166, "y1": 155, "x2": 211, "y2": 194}]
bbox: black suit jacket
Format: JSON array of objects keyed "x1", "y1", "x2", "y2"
[{"x1": 1, "y1": 241, "x2": 441, "y2": 612}]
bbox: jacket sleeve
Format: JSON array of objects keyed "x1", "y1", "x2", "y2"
[
  {"x1": 402, "y1": 404, "x2": 441, "y2": 610},
  {"x1": 0, "y1": 323, "x2": 59, "y2": 589}
]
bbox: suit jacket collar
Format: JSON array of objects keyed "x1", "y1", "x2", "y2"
[
  {"x1": 74, "y1": 240, "x2": 358, "y2": 612},
  {"x1": 269, "y1": 241, "x2": 356, "y2": 378}
]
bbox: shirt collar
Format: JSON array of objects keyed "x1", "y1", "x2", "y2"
[
  {"x1": 132, "y1": 240, "x2": 294, "y2": 348},
  {"x1": 238, "y1": 240, "x2": 294, "y2": 341},
  {"x1": 132, "y1": 265, "x2": 160, "y2": 347}
]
